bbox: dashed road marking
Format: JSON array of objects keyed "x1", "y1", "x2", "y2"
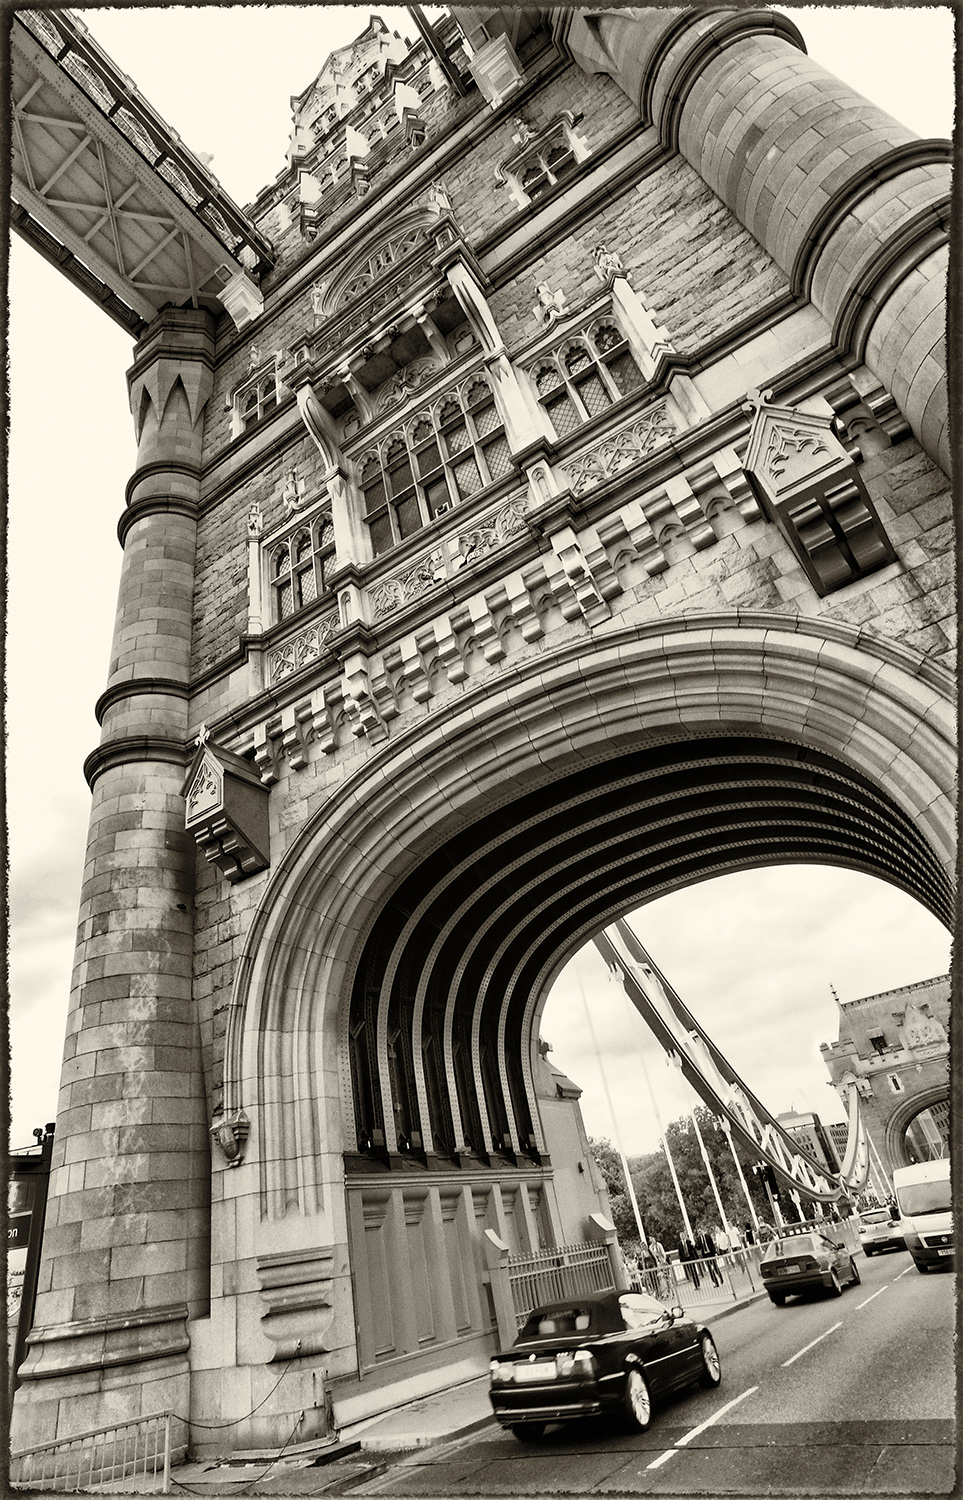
[
  {"x1": 645, "y1": 1386, "x2": 759, "y2": 1470},
  {"x1": 856, "y1": 1286, "x2": 887, "y2": 1309},
  {"x1": 781, "y1": 1321, "x2": 843, "y2": 1367},
  {"x1": 895, "y1": 1264, "x2": 915, "y2": 1280}
]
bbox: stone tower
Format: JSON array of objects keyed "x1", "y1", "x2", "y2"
[{"x1": 12, "y1": 4, "x2": 953, "y2": 1463}]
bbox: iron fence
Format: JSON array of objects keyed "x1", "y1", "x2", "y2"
[
  {"x1": 508, "y1": 1241, "x2": 614, "y2": 1327},
  {"x1": 11, "y1": 1411, "x2": 174, "y2": 1493}
]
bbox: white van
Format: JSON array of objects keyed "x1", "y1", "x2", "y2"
[{"x1": 892, "y1": 1158, "x2": 952, "y2": 1272}]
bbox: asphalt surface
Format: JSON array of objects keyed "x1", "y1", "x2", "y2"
[{"x1": 337, "y1": 1249, "x2": 955, "y2": 1496}]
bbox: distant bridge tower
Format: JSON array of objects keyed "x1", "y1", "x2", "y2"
[{"x1": 12, "y1": 4, "x2": 953, "y2": 1466}]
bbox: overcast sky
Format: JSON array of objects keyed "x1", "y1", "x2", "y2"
[{"x1": 8, "y1": 6, "x2": 954, "y2": 1152}]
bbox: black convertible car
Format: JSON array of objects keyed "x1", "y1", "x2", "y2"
[{"x1": 489, "y1": 1288, "x2": 721, "y2": 1441}]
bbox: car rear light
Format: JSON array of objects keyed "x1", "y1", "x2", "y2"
[
  {"x1": 556, "y1": 1349, "x2": 596, "y2": 1378},
  {"x1": 490, "y1": 1360, "x2": 516, "y2": 1384}
]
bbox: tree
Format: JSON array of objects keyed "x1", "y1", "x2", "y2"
[
  {"x1": 587, "y1": 1137, "x2": 643, "y2": 1247},
  {"x1": 627, "y1": 1107, "x2": 773, "y2": 1248}
]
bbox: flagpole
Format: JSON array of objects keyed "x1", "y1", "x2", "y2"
[{"x1": 576, "y1": 962, "x2": 648, "y2": 1247}]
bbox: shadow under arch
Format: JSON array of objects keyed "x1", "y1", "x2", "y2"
[{"x1": 223, "y1": 613, "x2": 955, "y2": 1216}]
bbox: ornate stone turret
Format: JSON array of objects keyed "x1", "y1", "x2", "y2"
[
  {"x1": 12, "y1": 309, "x2": 214, "y2": 1454},
  {"x1": 548, "y1": 6, "x2": 950, "y2": 473}
]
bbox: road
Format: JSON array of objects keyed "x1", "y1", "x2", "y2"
[{"x1": 344, "y1": 1249, "x2": 954, "y2": 1496}]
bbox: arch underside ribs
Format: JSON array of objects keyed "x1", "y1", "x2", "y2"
[{"x1": 346, "y1": 732, "x2": 952, "y2": 1169}]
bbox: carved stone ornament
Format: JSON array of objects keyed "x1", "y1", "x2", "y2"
[
  {"x1": 535, "y1": 282, "x2": 569, "y2": 327},
  {"x1": 210, "y1": 1109, "x2": 250, "y2": 1167},
  {"x1": 593, "y1": 243, "x2": 625, "y2": 281},
  {"x1": 183, "y1": 736, "x2": 270, "y2": 883}
]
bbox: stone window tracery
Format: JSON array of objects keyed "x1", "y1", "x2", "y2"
[
  {"x1": 235, "y1": 369, "x2": 279, "y2": 434},
  {"x1": 357, "y1": 376, "x2": 510, "y2": 556},
  {"x1": 268, "y1": 512, "x2": 335, "y2": 621},
  {"x1": 528, "y1": 320, "x2": 645, "y2": 440},
  {"x1": 498, "y1": 115, "x2": 589, "y2": 209}
]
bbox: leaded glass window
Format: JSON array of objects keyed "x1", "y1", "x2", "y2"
[
  {"x1": 270, "y1": 513, "x2": 336, "y2": 621},
  {"x1": 529, "y1": 320, "x2": 644, "y2": 440},
  {"x1": 358, "y1": 377, "x2": 510, "y2": 557}
]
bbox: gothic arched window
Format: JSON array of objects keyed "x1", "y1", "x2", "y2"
[
  {"x1": 358, "y1": 378, "x2": 510, "y2": 557},
  {"x1": 529, "y1": 320, "x2": 644, "y2": 441},
  {"x1": 270, "y1": 513, "x2": 335, "y2": 621}
]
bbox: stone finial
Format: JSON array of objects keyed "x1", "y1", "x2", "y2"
[
  {"x1": 248, "y1": 343, "x2": 262, "y2": 371},
  {"x1": 311, "y1": 281, "x2": 327, "y2": 319},
  {"x1": 426, "y1": 180, "x2": 452, "y2": 213},
  {"x1": 281, "y1": 467, "x2": 307, "y2": 515},
  {"x1": 511, "y1": 116, "x2": 536, "y2": 145},
  {"x1": 593, "y1": 243, "x2": 625, "y2": 280},
  {"x1": 247, "y1": 501, "x2": 263, "y2": 539},
  {"x1": 535, "y1": 282, "x2": 569, "y2": 326}
]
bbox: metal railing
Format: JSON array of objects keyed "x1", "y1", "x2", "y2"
[
  {"x1": 509, "y1": 1241, "x2": 615, "y2": 1327},
  {"x1": 630, "y1": 1249, "x2": 763, "y2": 1309},
  {"x1": 11, "y1": 1411, "x2": 173, "y2": 1493}
]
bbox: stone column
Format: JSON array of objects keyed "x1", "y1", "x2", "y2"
[
  {"x1": 12, "y1": 309, "x2": 214, "y2": 1453},
  {"x1": 553, "y1": 7, "x2": 951, "y2": 474}
]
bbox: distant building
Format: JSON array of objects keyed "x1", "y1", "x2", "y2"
[
  {"x1": 821, "y1": 975, "x2": 950, "y2": 1177},
  {"x1": 775, "y1": 1110, "x2": 840, "y2": 1175}
]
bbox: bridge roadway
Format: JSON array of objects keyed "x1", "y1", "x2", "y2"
[{"x1": 337, "y1": 1249, "x2": 954, "y2": 1497}]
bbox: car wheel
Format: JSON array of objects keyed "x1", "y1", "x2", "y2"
[
  {"x1": 864, "y1": 1247, "x2": 874, "y2": 1257},
  {"x1": 849, "y1": 1258, "x2": 861, "y2": 1286},
  {"x1": 698, "y1": 1334, "x2": 722, "y2": 1388},
  {"x1": 509, "y1": 1423, "x2": 546, "y2": 1442},
  {"x1": 768, "y1": 1291, "x2": 786, "y2": 1306},
  {"x1": 915, "y1": 1260, "x2": 930, "y2": 1274},
  {"x1": 623, "y1": 1368, "x2": 653, "y2": 1431},
  {"x1": 828, "y1": 1271, "x2": 843, "y2": 1296}
]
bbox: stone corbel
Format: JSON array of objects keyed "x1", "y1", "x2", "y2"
[
  {"x1": 443, "y1": 257, "x2": 502, "y2": 354},
  {"x1": 210, "y1": 1109, "x2": 250, "y2": 1168},
  {"x1": 486, "y1": 352, "x2": 554, "y2": 452},
  {"x1": 297, "y1": 386, "x2": 342, "y2": 468},
  {"x1": 410, "y1": 302, "x2": 450, "y2": 363},
  {"x1": 341, "y1": 650, "x2": 389, "y2": 742},
  {"x1": 467, "y1": 33, "x2": 525, "y2": 109},
  {"x1": 184, "y1": 733, "x2": 270, "y2": 882},
  {"x1": 215, "y1": 265, "x2": 264, "y2": 331},
  {"x1": 548, "y1": 525, "x2": 616, "y2": 627}
]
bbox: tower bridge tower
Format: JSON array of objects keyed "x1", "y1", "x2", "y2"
[{"x1": 11, "y1": 5, "x2": 953, "y2": 1462}]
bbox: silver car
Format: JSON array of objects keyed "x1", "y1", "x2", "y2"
[{"x1": 857, "y1": 1207, "x2": 906, "y2": 1256}]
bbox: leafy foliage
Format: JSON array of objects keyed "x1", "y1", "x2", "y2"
[{"x1": 591, "y1": 1106, "x2": 776, "y2": 1251}]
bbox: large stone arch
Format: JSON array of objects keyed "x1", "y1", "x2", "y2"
[
  {"x1": 883, "y1": 1084, "x2": 952, "y2": 1169},
  {"x1": 224, "y1": 612, "x2": 955, "y2": 1215}
]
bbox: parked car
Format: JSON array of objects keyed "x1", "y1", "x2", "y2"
[
  {"x1": 488, "y1": 1289, "x2": 721, "y2": 1441},
  {"x1": 857, "y1": 1207, "x2": 906, "y2": 1256},
  {"x1": 893, "y1": 1158, "x2": 953, "y2": 1272},
  {"x1": 759, "y1": 1230, "x2": 860, "y2": 1304}
]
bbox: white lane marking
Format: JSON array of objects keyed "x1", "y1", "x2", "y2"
[
  {"x1": 645, "y1": 1385, "x2": 759, "y2": 1470},
  {"x1": 856, "y1": 1286, "x2": 887, "y2": 1309},
  {"x1": 895, "y1": 1264, "x2": 914, "y2": 1280},
  {"x1": 781, "y1": 1320, "x2": 843, "y2": 1367}
]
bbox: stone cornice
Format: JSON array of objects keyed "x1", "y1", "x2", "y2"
[
  {"x1": 16, "y1": 1302, "x2": 190, "y2": 1379},
  {"x1": 792, "y1": 142, "x2": 952, "y2": 302},
  {"x1": 833, "y1": 207, "x2": 952, "y2": 360},
  {"x1": 84, "y1": 734, "x2": 190, "y2": 790},
  {"x1": 117, "y1": 492, "x2": 199, "y2": 546},
  {"x1": 646, "y1": 9, "x2": 806, "y2": 147},
  {"x1": 95, "y1": 677, "x2": 191, "y2": 727},
  {"x1": 124, "y1": 459, "x2": 203, "y2": 508}
]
